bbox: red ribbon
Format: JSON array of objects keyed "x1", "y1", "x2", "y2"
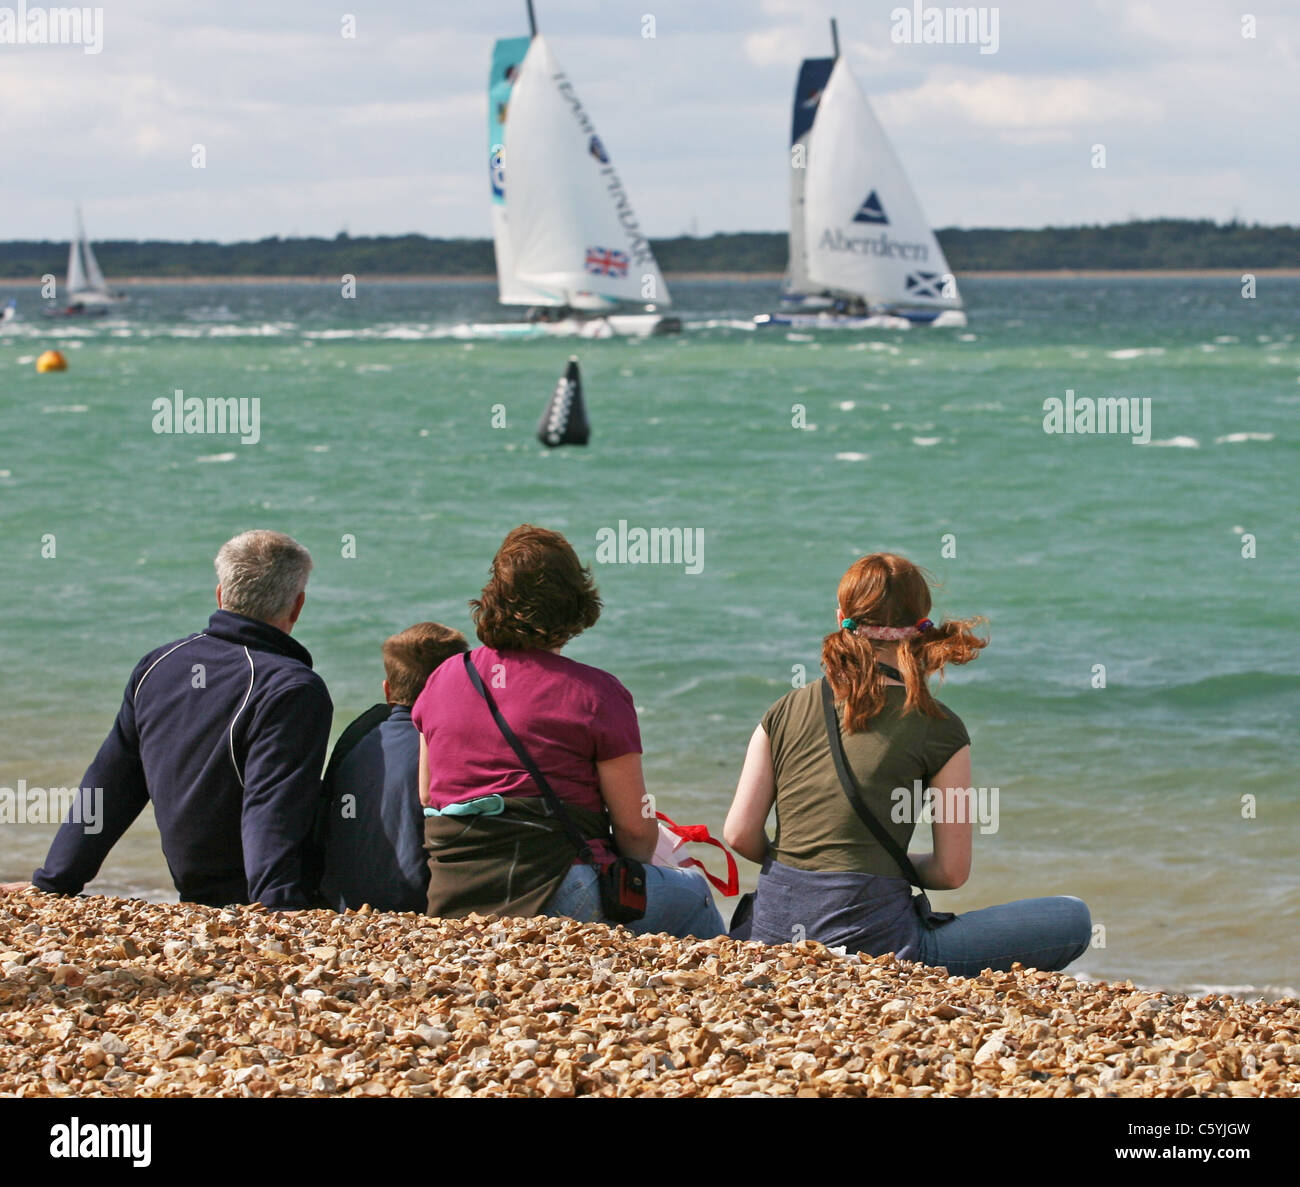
[{"x1": 655, "y1": 812, "x2": 740, "y2": 896}]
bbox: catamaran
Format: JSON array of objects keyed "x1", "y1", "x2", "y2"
[
  {"x1": 44, "y1": 207, "x2": 127, "y2": 318},
  {"x1": 756, "y1": 19, "x2": 966, "y2": 330},
  {"x1": 464, "y1": 0, "x2": 679, "y2": 339}
]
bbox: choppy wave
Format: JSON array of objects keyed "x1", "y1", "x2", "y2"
[
  {"x1": 986, "y1": 670, "x2": 1300, "y2": 710},
  {"x1": 1183, "y1": 983, "x2": 1298, "y2": 1003},
  {"x1": 3, "y1": 275, "x2": 1299, "y2": 999}
]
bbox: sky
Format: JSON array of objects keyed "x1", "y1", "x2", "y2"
[{"x1": 1, "y1": 0, "x2": 1297, "y2": 242}]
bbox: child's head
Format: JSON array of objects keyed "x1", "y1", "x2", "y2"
[
  {"x1": 383, "y1": 622, "x2": 469, "y2": 706},
  {"x1": 822, "y1": 553, "x2": 987, "y2": 732}
]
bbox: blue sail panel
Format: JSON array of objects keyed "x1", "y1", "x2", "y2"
[
  {"x1": 489, "y1": 36, "x2": 531, "y2": 205},
  {"x1": 791, "y1": 57, "x2": 834, "y2": 146}
]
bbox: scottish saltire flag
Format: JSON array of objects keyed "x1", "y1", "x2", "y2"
[
  {"x1": 905, "y1": 271, "x2": 947, "y2": 299},
  {"x1": 585, "y1": 247, "x2": 629, "y2": 278}
]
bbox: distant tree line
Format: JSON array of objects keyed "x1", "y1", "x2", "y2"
[{"x1": 2, "y1": 220, "x2": 1297, "y2": 279}]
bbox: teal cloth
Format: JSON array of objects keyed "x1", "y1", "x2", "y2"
[{"x1": 423, "y1": 794, "x2": 506, "y2": 818}]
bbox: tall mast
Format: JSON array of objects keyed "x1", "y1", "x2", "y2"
[
  {"x1": 830, "y1": 17, "x2": 840, "y2": 58},
  {"x1": 527, "y1": 0, "x2": 537, "y2": 37}
]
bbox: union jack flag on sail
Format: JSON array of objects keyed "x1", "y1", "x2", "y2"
[{"x1": 585, "y1": 246, "x2": 628, "y2": 278}]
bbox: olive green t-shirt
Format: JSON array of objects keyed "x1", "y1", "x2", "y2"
[{"x1": 761, "y1": 678, "x2": 970, "y2": 877}]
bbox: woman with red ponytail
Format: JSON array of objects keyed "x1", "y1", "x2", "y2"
[{"x1": 724, "y1": 553, "x2": 1091, "y2": 977}]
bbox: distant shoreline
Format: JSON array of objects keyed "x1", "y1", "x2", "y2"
[{"x1": 2, "y1": 268, "x2": 1296, "y2": 286}]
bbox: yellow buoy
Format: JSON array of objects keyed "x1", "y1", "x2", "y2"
[{"x1": 36, "y1": 350, "x2": 68, "y2": 373}]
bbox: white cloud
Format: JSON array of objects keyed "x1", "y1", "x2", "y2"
[
  {"x1": 741, "y1": 28, "x2": 802, "y2": 69},
  {"x1": 876, "y1": 72, "x2": 1166, "y2": 131},
  {"x1": 2, "y1": 0, "x2": 1300, "y2": 239}
]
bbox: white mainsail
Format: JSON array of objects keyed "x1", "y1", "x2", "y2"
[
  {"x1": 503, "y1": 34, "x2": 670, "y2": 308},
  {"x1": 66, "y1": 234, "x2": 88, "y2": 297},
  {"x1": 799, "y1": 56, "x2": 961, "y2": 311},
  {"x1": 66, "y1": 208, "x2": 113, "y2": 301}
]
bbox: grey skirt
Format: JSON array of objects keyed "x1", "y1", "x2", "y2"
[{"x1": 747, "y1": 856, "x2": 923, "y2": 960}]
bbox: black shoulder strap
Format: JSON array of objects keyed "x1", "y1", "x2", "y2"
[
  {"x1": 820, "y1": 678, "x2": 923, "y2": 886},
  {"x1": 322, "y1": 703, "x2": 394, "y2": 788},
  {"x1": 461, "y1": 652, "x2": 596, "y2": 865}
]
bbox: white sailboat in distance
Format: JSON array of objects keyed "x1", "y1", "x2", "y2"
[
  {"x1": 45, "y1": 206, "x2": 127, "y2": 318},
  {"x1": 464, "y1": 0, "x2": 680, "y2": 339},
  {"x1": 756, "y1": 19, "x2": 967, "y2": 330}
]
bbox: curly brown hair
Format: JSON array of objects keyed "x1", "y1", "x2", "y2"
[{"x1": 471, "y1": 525, "x2": 602, "y2": 651}]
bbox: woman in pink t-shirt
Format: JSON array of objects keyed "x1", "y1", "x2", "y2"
[{"x1": 412, "y1": 524, "x2": 723, "y2": 939}]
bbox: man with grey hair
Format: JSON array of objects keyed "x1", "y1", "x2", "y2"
[{"x1": 26, "y1": 530, "x2": 334, "y2": 910}]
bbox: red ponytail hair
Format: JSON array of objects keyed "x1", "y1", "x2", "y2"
[{"x1": 820, "y1": 553, "x2": 987, "y2": 733}]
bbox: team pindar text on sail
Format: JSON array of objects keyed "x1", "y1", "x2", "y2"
[{"x1": 553, "y1": 71, "x2": 656, "y2": 269}]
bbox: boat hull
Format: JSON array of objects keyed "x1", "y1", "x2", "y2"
[
  {"x1": 42, "y1": 306, "x2": 113, "y2": 318},
  {"x1": 754, "y1": 309, "x2": 967, "y2": 330},
  {"x1": 454, "y1": 313, "x2": 681, "y2": 340}
]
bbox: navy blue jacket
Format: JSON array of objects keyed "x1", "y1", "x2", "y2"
[
  {"x1": 319, "y1": 704, "x2": 429, "y2": 913},
  {"x1": 32, "y1": 610, "x2": 333, "y2": 909}
]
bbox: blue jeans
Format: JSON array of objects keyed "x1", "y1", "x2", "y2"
[
  {"x1": 918, "y1": 895, "x2": 1092, "y2": 978},
  {"x1": 543, "y1": 863, "x2": 726, "y2": 940}
]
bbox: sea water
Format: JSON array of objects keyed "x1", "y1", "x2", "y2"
[{"x1": 1, "y1": 276, "x2": 1296, "y2": 999}]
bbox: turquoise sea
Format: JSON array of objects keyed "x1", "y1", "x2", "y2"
[{"x1": 1, "y1": 276, "x2": 1296, "y2": 999}]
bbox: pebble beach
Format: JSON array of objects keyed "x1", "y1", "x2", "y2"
[{"x1": 0, "y1": 891, "x2": 1294, "y2": 1099}]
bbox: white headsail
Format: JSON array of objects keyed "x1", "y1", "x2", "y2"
[
  {"x1": 67, "y1": 207, "x2": 111, "y2": 300},
  {"x1": 503, "y1": 34, "x2": 670, "y2": 308},
  {"x1": 83, "y1": 238, "x2": 108, "y2": 294},
  {"x1": 66, "y1": 233, "x2": 88, "y2": 297},
  {"x1": 800, "y1": 56, "x2": 961, "y2": 310},
  {"x1": 489, "y1": 35, "x2": 564, "y2": 306},
  {"x1": 785, "y1": 57, "x2": 834, "y2": 300}
]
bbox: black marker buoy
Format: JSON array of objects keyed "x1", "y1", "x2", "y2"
[{"x1": 537, "y1": 355, "x2": 590, "y2": 447}]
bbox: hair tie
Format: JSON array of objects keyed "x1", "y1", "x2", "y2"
[{"x1": 843, "y1": 618, "x2": 935, "y2": 641}]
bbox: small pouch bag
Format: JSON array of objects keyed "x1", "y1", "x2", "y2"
[
  {"x1": 910, "y1": 890, "x2": 957, "y2": 931},
  {"x1": 598, "y1": 856, "x2": 648, "y2": 923}
]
